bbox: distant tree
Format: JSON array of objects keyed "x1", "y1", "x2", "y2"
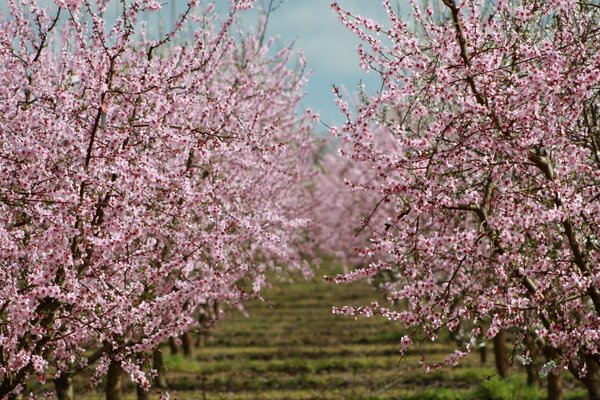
[
  {"x1": 326, "y1": 0, "x2": 600, "y2": 398},
  {"x1": 0, "y1": 0, "x2": 317, "y2": 397},
  {"x1": 313, "y1": 140, "x2": 392, "y2": 269}
]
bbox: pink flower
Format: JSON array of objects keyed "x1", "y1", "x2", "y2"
[
  {"x1": 53, "y1": 0, "x2": 81, "y2": 8},
  {"x1": 145, "y1": 0, "x2": 161, "y2": 11}
]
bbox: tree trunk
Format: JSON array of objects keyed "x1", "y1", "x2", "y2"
[
  {"x1": 580, "y1": 357, "x2": 600, "y2": 400},
  {"x1": 524, "y1": 334, "x2": 539, "y2": 386},
  {"x1": 540, "y1": 346, "x2": 563, "y2": 400},
  {"x1": 479, "y1": 343, "x2": 487, "y2": 365},
  {"x1": 168, "y1": 337, "x2": 179, "y2": 355},
  {"x1": 153, "y1": 349, "x2": 168, "y2": 388},
  {"x1": 136, "y1": 383, "x2": 148, "y2": 400},
  {"x1": 54, "y1": 374, "x2": 74, "y2": 400},
  {"x1": 106, "y1": 361, "x2": 124, "y2": 400},
  {"x1": 181, "y1": 331, "x2": 194, "y2": 358},
  {"x1": 547, "y1": 371, "x2": 563, "y2": 400},
  {"x1": 527, "y1": 363, "x2": 539, "y2": 387},
  {"x1": 196, "y1": 333, "x2": 206, "y2": 348},
  {"x1": 493, "y1": 330, "x2": 508, "y2": 378},
  {"x1": 196, "y1": 310, "x2": 208, "y2": 347}
]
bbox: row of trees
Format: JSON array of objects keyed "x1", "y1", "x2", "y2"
[
  {"x1": 318, "y1": 0, "x2": 600, "y2": 399},
  {"x1": 0, "y1": 0, "x2": 318, "y2": 398}
]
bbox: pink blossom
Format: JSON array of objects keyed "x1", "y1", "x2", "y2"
[{"x1": 320, "y1": 0, "x2": 600, "y2": 388}]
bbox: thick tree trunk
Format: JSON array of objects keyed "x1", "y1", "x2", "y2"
[
  {"x1": 153, "y1": 349, "x2": 168, "y2": 388},
  {"x1": 181, "y1": 331, "x2": 194, "y2": 358},
  {"x1": 168, "y1": 337, "x2": 179, "y2": 355},
  {"x1": 106, "y1": 361, "x2": 124, "y2": 400},
  {"x1": 547, "y1": 372, "x2": 563, "y2": 400},
  {"x1": 54, "y1": 374, "x2": 74, "y2": 400},
  {"x1": 493, "y1": 330, "x2": 508, "y2": 378}
]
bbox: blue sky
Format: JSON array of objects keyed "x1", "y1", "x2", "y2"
[{"x1": 235, "y1": 0, "x2": 399, "y2": 128}]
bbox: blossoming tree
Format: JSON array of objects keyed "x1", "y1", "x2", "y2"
[
  {"x1": 327, "y1": 0, "x2": 600, "y2": 398},
  {"x1": 0, "y1": 0, "x2": 317, "y2": 397}
]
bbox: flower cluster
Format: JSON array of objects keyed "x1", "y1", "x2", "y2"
[{"x1": 325, "y1": 0, "x2": 600, "y2": 390}]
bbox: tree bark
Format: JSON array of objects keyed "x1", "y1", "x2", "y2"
[
  {"x1": 181, "y1": 331, "x2": 194, "y2": 358},
  {"x1": 493, "y1": 330, "x2": 508, "y2": 378},
  {"x1": 479, "y1": 343, "x2": 487, "y2": 365},
  {"x1": 54, "y1": 373, "x2": 74, "y2": 400},
  {"x1": 524, "y1": 334, "x2": 540, "y2": 386},
  {"x1": 579, "y1": 357, "x2": 600, "y2": 400},
  {"x1": 541, "y1": 346, "x2": 563, "y2": 400},
  {"x1": 196, "y1": 333, "x2": 206, "y2": 348},
  {"x1": 136, "y1": 383, "x2": 148, "y2": 400},
  {"x1": 106, "y1": 360, "x2": 124, "y2": 400},
  {"x1": 196, "y1": 309, "x2": 208, "y2": 347},
  {"x1": 547, "y1": 371, "x2": 563, "y2": 400},
  {"x1": 153, "y1": 349, "x2": 168, "y2": 389},
  {"x1": 168, "y1": 337, "x2": 179, "y2": 355}
]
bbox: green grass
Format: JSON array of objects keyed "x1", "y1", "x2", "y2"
[
  {"x1": 28, "y1": 262, "x2": 589, "y2": 399},
  {"x1": 476, "y1": 376, "x2": 542, "y2": 400}
]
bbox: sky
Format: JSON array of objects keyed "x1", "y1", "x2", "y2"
[
  {"x1": 234, "y1": 0, "x2": 400, "y2": 128},
  {"x1": 2, "y1": 0, "x2": 408, "y2": 128},
  {"x1": 195, "y1": 0, "x2": 406, "y2": 128}
]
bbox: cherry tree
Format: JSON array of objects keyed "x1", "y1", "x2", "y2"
[
  {"x1": 326, "y1": 0, "x2": 600, "y2": 398},
  {"x1": 0, "y1": 0, "x2": 317, "y2": 397}
]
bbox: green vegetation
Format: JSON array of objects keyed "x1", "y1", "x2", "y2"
[{"x1": 74, "y1": 264, "x2": 586, "y2": 399}]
